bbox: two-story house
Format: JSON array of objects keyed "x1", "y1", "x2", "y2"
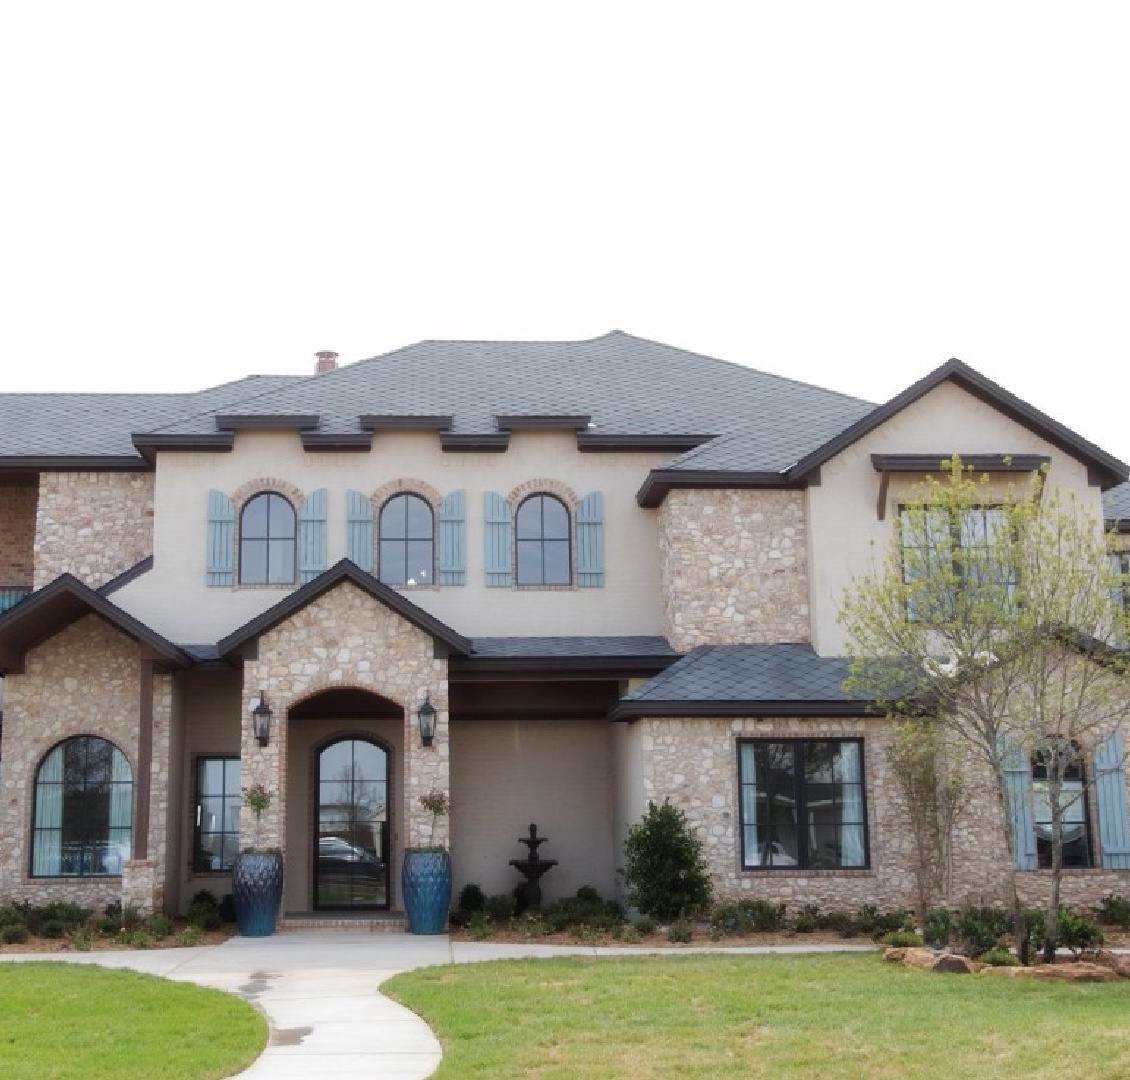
[{"x1": 1, "y1": 332, "x2": 1128, "y2": 922}]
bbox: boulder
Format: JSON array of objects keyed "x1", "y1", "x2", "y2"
[
  {"x1": 1021, "y1": 962, "x2": 1119, "y2": 983},
  {"x1": 931, "y1": 954, "x2": 979, "y2": 975},
  {"x1": 901, "y1": 948, "x2": 940, "y2": 971}
]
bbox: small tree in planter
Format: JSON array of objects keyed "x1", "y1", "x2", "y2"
[
  {"x1": 621, "y1": 799, "x2": 713, "y2": 921},
  {"x1": 402, "y1": 790, "x2": 452, "y2": 934},
  {"x1": 232, "y1": 783, "x2": 284, "y2": 937}
]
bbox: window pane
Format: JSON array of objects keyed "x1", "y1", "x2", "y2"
[
  {"x1": 267, "y1": 538, "x2": 295, "y2": 583},
  {"x1": 406, "y1": 540, "x2": 433, "y2": 584},
  {"x1": 405, "y1": 496, "x2": 433, "y2": 538},
  {"x1": 542, "y1": 497, "x2": 569, "y2": 538},
  {"x1": 241, "y1": 540, "x2": 268, "y2": 584},
  {"x1": 379, "y1": 540, "x2": 406, "y2": 584},
  {"x1": 516, "y1": 498, "x2": 542, "y2": 539},
  {"x1": 516, "y1": 540, "x2": 542, "y2": 584},
  {"x1": 224, "y1": 759, "x2": 241, "y2": 791},
  {"x1": 267, "y1": 494, "x2": 296, "y2": 539},
  {"x1": 199, "y1": 759, "x2": 226, "y2": 796},
  {"x1": 381, "y1": 496, "x2": 407, "y2": 537},
  {"x1": 242, "y1": 495, "x2": 270, "y2": 539},
  {"x1": 543, "y1": 540, "x2": 571, "y2": 584}
]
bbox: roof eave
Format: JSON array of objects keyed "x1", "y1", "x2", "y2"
[{"x1": 636, "y1": 469, "x2": 805, "y2": 508}]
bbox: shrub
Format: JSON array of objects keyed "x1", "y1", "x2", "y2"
[
  {"x1": 923, "y1": 908, "x2": 955, "y2": 948},
  {"x1": 978, "y1": 947, "x2": 1021, "y2": 967},
  {"x1": 575, "y1": 885, "x2": 603, "y2": 905},
  {"x1": 69, "y1": 926, "x2": 93, "y2": 951},
  {"x1": 1, "y1": 924, "x2": 29, "y2": 945},
  {"x1": 149, "y1": 914, "x2": 174, "y2": 940},
  {"x1": 218, "y1": 894, "x2": 237, "y2": 923},
  {"x1": 1057, "y1": 908, "x2": 1103, "y2": 958},
  {"x1": 177, "y1": 926, "x2": 204, "y2": 947},
  {"x1": 40, "y1": 918, "x2": 66, "y2": 939},
  {"x1": 188, "y1": 901, "x2": 223, "y2": 931},
  {"x1": 879, "y1": 929, "x2": 920, "y2": 948},
  {"x1": 667, "y1": 918, "x2": 694, "y2": 944},
  {"x1": 447, "y1": 909, "x2": 473, "y2": 929},
  {"x1": 469, "y1": 911, "x2": 495, "y2": 940},
  {"x1": 633, "y1": 916, "x2": 656, "y2": 936},
  {"x1": 485, "y1": 893, "x2": 517, "y2": 922},
  {"x1": 621, "y1": 800, "x2": 712, "y2": 921},
  {"x1": 458, "y1": 883, "x2": 486, "y2": 912},
  {"x1": 514, "y1": 913, "x2": 548, "y2": 939},
  {"x1": 791, "y1": 913, "x2": 818, "y2": 934},
  {"x1": 120, "y1": 903, "x2": 144, "y2": 931},
  {"x1": 117, "y1": 928, "x2": 152, "y2": 948},
  {"x1": 1095, "y1": 893, "x2": 1130, "y2": 928},
  {"x1": 620, "y1": 924, "x2": 642, "y2": 944},
  {"x1": 953, "y1": 907, "x2": 1010, "y2": 958}
]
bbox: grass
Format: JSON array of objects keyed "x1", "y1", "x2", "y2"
[
  {"x1": 385, "y1": 953, "x2": 1130, "y2": 1080},
  {"x1": 0, "y1": 962, "x2": 267, "y2": 1080}
]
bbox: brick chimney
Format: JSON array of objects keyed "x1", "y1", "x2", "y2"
[{"x1": 315, "y1": 350, "x2": 339, "y2": 374}]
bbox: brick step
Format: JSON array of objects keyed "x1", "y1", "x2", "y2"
[{"x1": 277, "y1": 913, "x2": 409, "y2": 933}]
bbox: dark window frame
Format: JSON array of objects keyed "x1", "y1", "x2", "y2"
[
  {"x1": 239, "y1": 491, "x2": 297, "y2": 585},
  {"x1": 30, "y1": 735, "x2": 133, "y2": 878},
  {"x1": 515, "y1": 493, "x2": 573, "y2": 586},
  {"x1": 737, "y1": 737, "x2": 870, "y2": 871},
  {"x1": 377, "y1": 493, "x2": 436, "y2": 586},
  {"x1": 192, "y1": 755, "x2": 242, "y2": 874},
  {"x1": 1032, "y1": 741, "x2": 1093, "y2": 870}
]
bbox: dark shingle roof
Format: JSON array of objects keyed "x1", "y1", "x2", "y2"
[
  {"x1": 612, "y1": 645, "x2": 873, "y2": 717},
  {"x1": 1105, "y1": 481, "x2": 1130, "y2": 523},
  {"x1": 470, "y1": 636, "x2": 676, "y2": 659}
]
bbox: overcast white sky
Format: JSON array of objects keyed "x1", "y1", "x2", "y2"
[{"x1": 2, "y1": 3, "x2": 1128, "y2": 462}]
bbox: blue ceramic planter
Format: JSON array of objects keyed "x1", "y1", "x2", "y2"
[
  {"x1": 232, "y1": 852, "x2": 284, "y2": 937},
  {"x1": 402, "y1": 851, "x2": 452, "y2": 934}
]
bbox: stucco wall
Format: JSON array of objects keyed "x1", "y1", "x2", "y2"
[
  {"x1": 0, "y1": 616, "x2": 170, "y2": 911},
  {"x1": 809, "y1": 381, "x2": 1105, "y2": 655},
  {"x1": 111, "y1": 431, "x2": 669, "y2": 642},
  {"x1": 34, "y1": 472, "x2": 155, "y2": 589},
  {"x1": 0, "y1": 484, "x2": 37, "y2": 585},
  {"x1": 659, "y1": 489, "x2": 809, "y2": 652},
  {"x1": 449, "y1": 718, "x2": 616, "y2": 903}
]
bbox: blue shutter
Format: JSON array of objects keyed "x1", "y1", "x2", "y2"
[
  {"x1": 438, "y1": 490, "x2": 466, "y2": 586},
  {"x1": 206, "y1": 490, "x2": 235, "y2": 586},
  {"x1": 346, "y1": 490, "x2": 374, "y2": 573},
  {"x1": 1096, "y1": 734, "x2": 1130, "y2": 869},
  {"x1": 298, "y1": 488, "x2": 328, "y2": 583},
  {"x1": 998, "y1": 734, "x2": 1037, "y2": 870},
  {"x1": 576, "y1": 491, "x2": 605, "y2": 587},
  {"x1": 484, "y1": 491, "x2": 513, "y2": 587}
]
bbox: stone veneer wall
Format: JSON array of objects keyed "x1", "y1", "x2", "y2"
[
  {"x1": 0, "y1": 484, "x2": 37, "y2": 584},
  {"x1": 0, "y1": 616, "x2": 169, "y2": 911},
  {"x1": 34, "y1": 472, "x2": 155, "y2": 588},
  {"x1": 638, "y1": 715, "x2": 1130, "y2": 913},
  {"x1": 658, "y1": 489, "x2": 809, "y2": 651},
  {"x1": 240, "y1": 581, "x2": 450, "y2": 856}
]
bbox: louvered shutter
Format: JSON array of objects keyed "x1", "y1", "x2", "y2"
[
  {"x1": 576, "y1": 491, "x2": 605, "y2": 587},
  {"x1": 206, "y1": 490, "x2": 236, "y2": 586},
  {"x1": 438, "y1": 490, "x2": 467, "y2": 585},
  {"x1": 298, "y1": 488, "x2": 328, "y2": 583},
  {"x1": 1096, "y1": 734, "x2": 1130, "y2": 869},
  {"x1": 346, "y1": 490, "x2": 374, "y2": 572},
  {"x1": 484, "y1": 492, "x2": 513, "y2": 587},
  {"x1": 998, "y1": 734, "x2": 1037, "y2": 870}
]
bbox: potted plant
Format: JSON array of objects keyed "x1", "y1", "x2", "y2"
[
  {"x1": 231, "y1": 782, "x2": 284, "y2": 937},
  {"x1": 402, "y1": 790, "x2": 452, "y2": 934}
]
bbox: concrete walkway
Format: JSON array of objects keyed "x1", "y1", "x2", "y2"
[{"x1": 1, "y1": 934, "x2": 877, "y2": 1079}]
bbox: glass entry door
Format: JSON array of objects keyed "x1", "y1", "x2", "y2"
[{"x1": 315, "y1": 738, "x2": 389, "y2": 909}]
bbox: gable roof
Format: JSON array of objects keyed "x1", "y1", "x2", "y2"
[
  {"x1": 216, "y1": 559, "x2": 473, "y2": 661},
  {"x1": 786, "y1": 358, "x2": 1128, "y2": 489},
  {"x1": 610, "y1": 644, "x2": 873, "y2": 718},
  {"x1": 0, "y1": 574, "x2": 192, "y2": 674}
]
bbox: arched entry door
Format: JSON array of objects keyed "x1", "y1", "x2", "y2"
[{"x1": 314, "y1": 738, "x2": 390, "y2": 910}]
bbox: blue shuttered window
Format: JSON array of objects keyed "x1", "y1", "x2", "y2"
[
  {"x1": 576, "y1": 491, "x2": 605, "y2": 587},
  {"x1": 484, "y1": 492, "x2": 513, "y2": 587},
  {"x1": 346, "y1": 490, "x2": 374, "y2": 573},
  {"x1": 206, "y1": 490, "x2": 236, "y2": 586},
  {"x1": 1095, "y1": 734, "x2": 1130, "y2": 869},
  {"x1": 298, "y1": 489, "x2": 328, "y2": 583},
  {"x1": 998, "y1": 734, "x2": 1037, "y2": 871},
  {"x1": 438, "y1": 490, "x2": 467, "y2": 586}
]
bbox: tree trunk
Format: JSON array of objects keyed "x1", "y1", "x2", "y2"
[{"x1": 1043, "y1": 792, "x2": 1064, "y2": 964}]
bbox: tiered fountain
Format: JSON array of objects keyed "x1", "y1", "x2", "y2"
[{"x1": 508, "y1": 823, "x2": 558, "y2": 909}]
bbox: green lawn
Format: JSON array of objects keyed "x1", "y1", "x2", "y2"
[
  {"x1": 0, "y1": 962, "x2": 267, "y2": 1080},
  {"x1": 385, "y1": 953, "x2": 1130, "y2": 1080}
]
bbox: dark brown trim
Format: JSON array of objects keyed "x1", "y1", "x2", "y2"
[
  {"x1": 0, "y1": 455, "x2": 152, "y2": 471},
  {"x1": 440, "y1": 433, "x2": 511, "y2": 452},
  {"x1": 135, "y1": 660, "x2": 154, "y2": 860},
  {"x1": 637, "y1": 470, "x2": 807, "y2": 508},
  {"x1": 787, "y1": 359, "x2": 1128, "y2": 487},
  {"x1": 496, "y1": 415, "x2": 591, "y2": 431},
  {"x1": 131, "y1": 434, "x2": 235, "y2": 462},
  {"x1": 577, "y1": 434, "x2": 715, "y2": 453},
  {"x1": 300, "y1": 433, "x2": 373, "y2": 451},
  {"x1": 214, "y1": 414, "x2": 320, "y2": 431},
  {"x1": 450, "y1": 654, "x2": 677, "y2": 682},
  {"x1": 217, "y1": 559, "x2": 472, "y2": 660},
  {"x1": 98, "y1": 556, "x2": 154, "y2": 597},
  {"x1": 871, "y1": 453, "x2": 1051, "y2": 473},
  {"x1": 610, "y1": 698, "x2": 875, "y2": 720},
  {"x1": 360, "y1": 415, "x2": 454, "y2": 432}
]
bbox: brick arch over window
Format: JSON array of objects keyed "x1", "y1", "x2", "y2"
[
  {"x1": 230, "y1": 477, "x2": 308, "y2": 512},
  {"x1": 370, "y1": 479, "x2": 443, "y2": 513},
  {"x1": 507, "y1": 478, "x2": 580, "y2": 510}
]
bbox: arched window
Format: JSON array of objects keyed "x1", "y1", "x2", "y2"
[
  {"x1": 516, "y1": 494, "x2": 572, "y2": 585},
  {"x1": 32, "y1": 736, "x2": 132, "y2": 877},
  {"x1": 240, "y1": 492, "x2": 296, "y2": 585},
  {"x1": 1033, "y1": 740, "x2": 1092, "y2": 869},
  {"x1": 379, "y1": 494, "x2": 434, "y2": 585}
]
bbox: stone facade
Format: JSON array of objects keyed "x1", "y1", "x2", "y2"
[
  {"x1": 0, "y1": 616, "x2": 166, "y2": 911},
  {"x1": 659, "y1": 489, "x2": 809, "y2": 651},
  {"x1": 0, "y1": 484, "x2": 37, "y2": 585},
  {"x1": 240, "y1": 581, "x2": 450, "y2": 857},
  {"x1": 33, "y1": 472, "x2": 154, "y2": 588}
]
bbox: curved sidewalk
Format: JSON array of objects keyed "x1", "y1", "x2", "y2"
[{"x1": 1, "y1": 934, "x2": 876, "y2": 1079}]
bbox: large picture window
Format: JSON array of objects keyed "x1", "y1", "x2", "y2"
[
  {"x1": 1032, "y1": 745, "x2": 1092, "y2": 869},
  {"x1": 194, "y1": 757, "x2": 241, "y2": 872},
  {"x1": 32, "y1": 736, "x2": 133, "y2": 877},
  {"x1": 739, "y1": 739, "x2": 867, "y2": 870},
  {"x1": 515, "y1": 494, "x2": 571, "y2": 585},
  {"x1": 239, "y1": 492, "x2": 297, "y2": 585},
  {"x1": 379, "y1": 494, "x2": 434, "y2": 586}
]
